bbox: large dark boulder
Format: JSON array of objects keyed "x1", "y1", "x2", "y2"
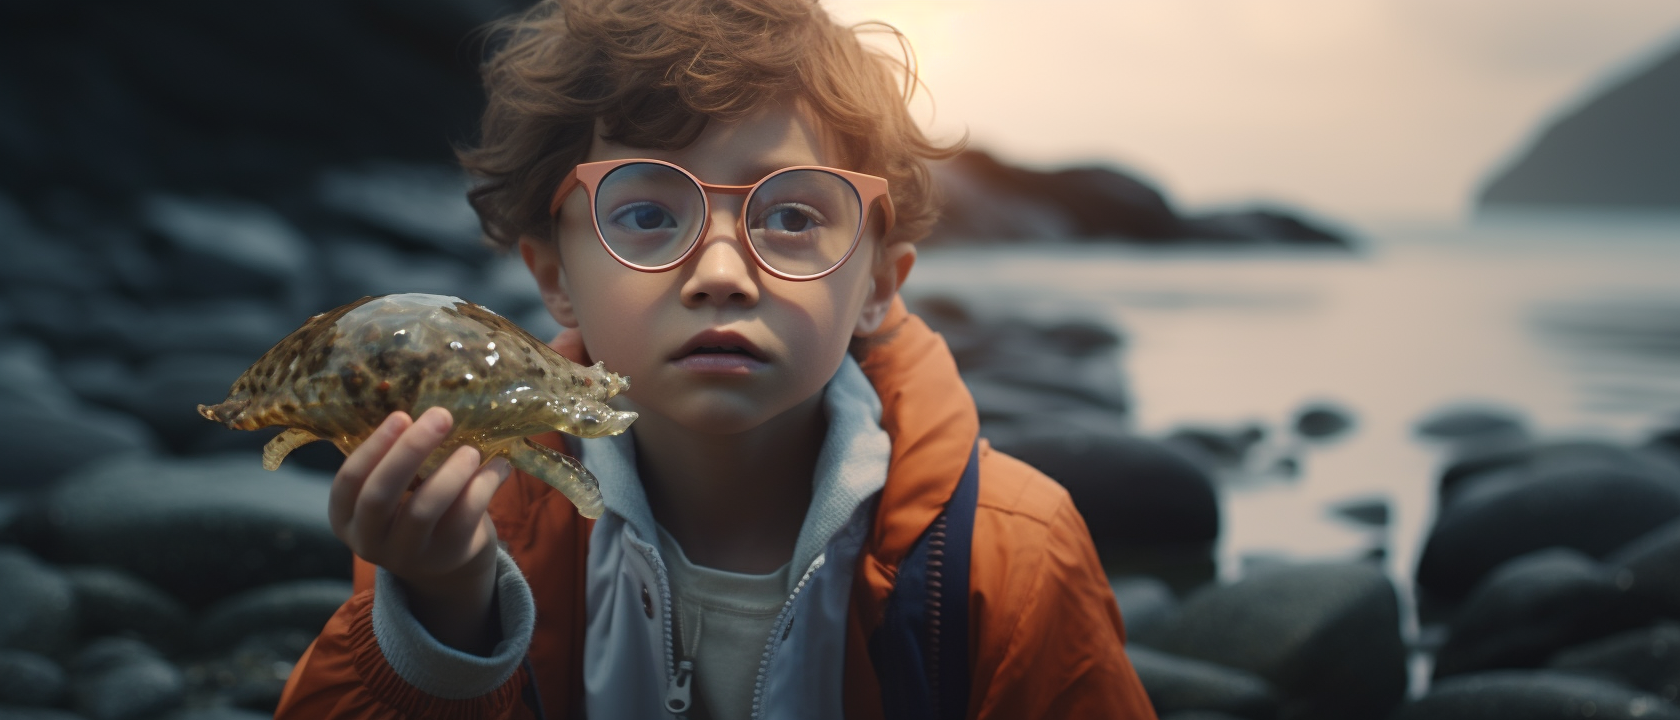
[
  {"x1": 39, "y1": 455, "x2": 348, "y2": 607},
  {"x1": 182, "y1": 630, "x2": 315, "y2": 714},
  {"x1": 1417, "y1": 442, "x2": 1680, "y2": 603},
  {"x1": 912, "y1": 296, "x2": 1131, "y2": 438},
  {"x1": 0, "y1": 342, "x2": 158, "y2": 491},
  {"x1": 1142, "y1": 562, "x2": 1406, "y2": 720},
  {"x1": 195, "y1": 579, "x2": 352, "y2": 651},
  {"x1": 1127, "y1": 646, "x2": 1280, "y2": 720},
  {"x1": 992, "y1": 430, "x2": 1219, "y2": 549},
  {"x1": 1414, "y1": 403, "x2": 1528, "y2": 444},
  {"x1": 64, "y1": 567, "x2": 192, "y2": 655},
  {"x1": 0, "y1": 649, "x2": 66, "y2": 707},
  {"x1": 0, "y1": 546, "x2": 75, "y2": 656},
  {"x1": 70, "y1": 638, "x2": 184, "y2": 720},
  {"x1": 1432, "y1": 548, "x2": 1654, "y2": 678},
  {"x1": 1548, "y1": 622, "x2": 1680, "y2": 702},
  {"x1": 928, "y1": 150, "x2": 1349, "y2": 247},
  {"x1": 1478, "y1": 39, "x2": 1680, "y2": 210},
  {"x1": 1608, "y1": 517, "x2": 1680, "y2": 618},
  {"x1": 1393, "y1": 670, "x2": 1680, "y2": 720}
]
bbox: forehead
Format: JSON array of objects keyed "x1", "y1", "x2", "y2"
[{"x1": 587, "y1": 98, "x2": 845, "y2": 185}]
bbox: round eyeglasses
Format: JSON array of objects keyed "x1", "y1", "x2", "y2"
[{"x1": 548, "y1": 159, "x2": 896, "y2": 281}]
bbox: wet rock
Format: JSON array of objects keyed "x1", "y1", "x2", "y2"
[
  {"x1": 1160, "y1": 713, "x2": 1249, "y2": 720},
  {"x1": 195, "y1": 580, "x2": 351, "y2": 651},
  {"x1": 1291, "y1": 402, "x2": 1353, "y2": 441},
  {"x1": 163, "y1": 708, "x2": 278, "y2": 720},
  {"x1": 1163, "y1": 423, "x2": 1267, "y2": 469},
  {"x1": 316, "y1": 163, "x2": 485, "y2": 258},
  {"x1": 1417, "y1": 444, "x2": 1680, "y2": 603},
  {"x1": 0, "y1": 343, "x2": 158, "y2": 491},
  {"x1": 921, "y1": 305, "x2": 1130, "y2": 439},
  {"x1": 927, "y1": 150, "x2": 1349, "y2": 247},
  {"x1": 183, "y1": 630, "x2": 313, "y2": 713},
  {"x1": 70, "y1": 639, "x2": 184, "y2": 720},
  {"x1": 111, "y1": 301, "x2": 297, "y2": 360},
  {"x1": 1143, "y1": 562, "x2": 1406, "y2": 720},
  {"x1": 42, "y1": 455, "x2": 348, "y2": 607},
  {"x1": 0, "y1": 546, "x2": 75, "y2": 656},
  {"x1": 322, "y1": 239, "x2": 478, "y2": 306},
  {"x1": 993, "y1": 430, "x2": 1218, "y2": 550},
  {"x1": 1392, "y1": 670, "x2": 1680, "y2": 720},
  {"x1": 140, "y1": 195, "x2": 313, "y2": 304},
  {"x1": 1437, "y1": 440, "x2": 1680, "y2": 506},
  {"x1": 1548, "y1": 623, "x2": 1680, "y2": 703},
  {"x1": 64, "y1": 567, "x2": 192, "y2": 654},
  {"x1": 0, "y1": 194, "x2": 101, "y2": 294},
  {"x1": 1415, "y1": 403, "x2": 1528, "y2": 443},
  {"x1": 1111, "y1": 576, "x2": 1178, "y2": 641},
  {"x1": 1433, "y1": 549, "x2": 1653, "y2": 678},
  {"x1": 1609, "y1": 518, "x2": 1680, "y2": 617},
  {"x1": 1327, "y1": 496, "x2": 1389, "y2": 527},
  {"x1": 0, "y1": 649, "x2": 66, "y2": 707},
  {"x1": 104, "y1": 353, "x2": 251, "y2": 452},
  {"x1": 1128, "y1": 645, "x2": 1280, "y2": 719},
  {"x1": 0, "y1": 707, "x2": 87, "y2": 720}
]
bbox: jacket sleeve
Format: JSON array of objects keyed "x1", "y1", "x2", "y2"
[
  {"x1": 968, "y1": 454, "x2": 1159, "y2": 720},
  {"x1": 273, "y1": 551, "x2": 540, "y2": 720}
]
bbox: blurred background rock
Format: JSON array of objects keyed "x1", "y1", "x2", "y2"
[{"x1": 1, "y1": 0, "x2": 1678, "y2": 718}]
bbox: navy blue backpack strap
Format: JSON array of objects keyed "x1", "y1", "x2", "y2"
[{"x1": 870, "y1": 441, "x2": 980, "y2": 720}]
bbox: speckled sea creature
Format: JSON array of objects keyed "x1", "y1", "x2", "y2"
[{"x1": 198, "y1": 293, "x2": 635, "y2": 518}]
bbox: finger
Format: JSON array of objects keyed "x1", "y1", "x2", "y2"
[
  {"x1": 548, "y1": 328, "x2": 592, "y2": 365},
  {"x1": 329, "y1": 411, "x2": 410, "y2": 534},
  {"x1": 432, "y1": 457, "x2": 512, "y2": 557},
  {"x1": 350, "y1": 407, "x2": 453, "y2": 547},
  {"x1": 386, "y1": 444, "x2": 482, "y2": 559}
]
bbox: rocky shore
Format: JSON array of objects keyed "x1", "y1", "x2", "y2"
[{"x1": 0, "y1": 0, "x2": 1674, "y2": 718}]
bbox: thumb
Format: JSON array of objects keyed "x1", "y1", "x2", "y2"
[{"x1": 548, "y1": 327, "x2": 593, "y2": 365}]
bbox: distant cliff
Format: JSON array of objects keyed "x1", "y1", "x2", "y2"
[
  {"x1": 928, "y1": 150, "x2": 1352, "y2": 249},
  {"x1": 1478, "y1": 39, "x2": 1680, "y2": 210}
]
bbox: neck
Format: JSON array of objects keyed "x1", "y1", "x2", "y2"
[{"x1": 629, "y1": 392, "x2": 826, "y2": 574}]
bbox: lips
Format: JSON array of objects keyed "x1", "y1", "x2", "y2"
[{"x1": 672, "y1": 329, "x2": 768, "y2": 362}]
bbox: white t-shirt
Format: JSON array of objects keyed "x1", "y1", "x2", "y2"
[{"x1": 657, "y1": 524, "x2": 791, "y2": 720}]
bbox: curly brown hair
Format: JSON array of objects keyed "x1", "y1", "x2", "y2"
[{"x1": 456, "y1": 0, "x2": 962, "y2": 251}]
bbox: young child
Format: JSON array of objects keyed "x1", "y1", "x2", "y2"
[{"x1": 276, "y1": 0, "x2": 1155, "y2": 717}]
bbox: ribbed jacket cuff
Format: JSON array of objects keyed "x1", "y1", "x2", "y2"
[{"x1": 369, "y1": 548, "x2": 536, "y2": 701}]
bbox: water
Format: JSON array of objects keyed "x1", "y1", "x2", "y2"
[{"x1": 902, "y1": 216, "x2": 1680, "y2": 604}]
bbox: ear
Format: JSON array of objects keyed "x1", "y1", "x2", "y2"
[
  {"x1": 854, "y1": 241, "x2": 916, "y2": 336},
  {"x1": 519, "y1": 234, "x2": 580, "y2": 329}
]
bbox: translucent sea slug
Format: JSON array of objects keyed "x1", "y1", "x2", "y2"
[{"x1": 199, "y1": 293, "x2": 635, "y2": 518}]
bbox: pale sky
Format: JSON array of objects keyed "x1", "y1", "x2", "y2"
[{"x1": 824, "y1": 0, "x2": 1680, "y2": 222}]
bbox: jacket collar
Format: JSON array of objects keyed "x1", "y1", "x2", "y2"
[{"x1": 851, "y1": 296, "x2": 981, "y2": 615}]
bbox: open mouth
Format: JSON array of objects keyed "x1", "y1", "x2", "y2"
[{"x1": 673, "y1": 330, "x2": 768, "y2": 363}]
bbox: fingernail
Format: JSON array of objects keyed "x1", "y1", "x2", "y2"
[
  {"x1": 489, "y1": 458, "x2": 513, "y2": 481},
  {"x1": 421, "y1": 407, "x2": 451, "y2": 433}
]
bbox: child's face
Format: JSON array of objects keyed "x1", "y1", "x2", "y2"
[{"x1": 521, "y1": 100, "x2": 913, "y2": 435}]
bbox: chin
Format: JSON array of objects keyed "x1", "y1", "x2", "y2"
[{"x1": 638, "y1": 390, "x2": 791, "y2": 437}]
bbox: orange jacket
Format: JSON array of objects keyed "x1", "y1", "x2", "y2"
[{"x1": 275, "y1": 298, "x2": 1157, "y2": 719}]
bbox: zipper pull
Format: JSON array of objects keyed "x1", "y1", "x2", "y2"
[{"x1": 664, "y1": 659, "x2": 694, "y2": 716}]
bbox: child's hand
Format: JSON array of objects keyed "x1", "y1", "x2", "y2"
[{"x1": 328, "y1": 407, "x2": 511, "y2": 654}]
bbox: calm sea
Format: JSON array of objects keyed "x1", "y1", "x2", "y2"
[{"x1": 903, "y1": 214, "x2": 1680, "y2": 599}]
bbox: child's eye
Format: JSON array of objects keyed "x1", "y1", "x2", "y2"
[
  {"x1": 608, "y1": 202, "x2": 679, "y2": 231},
  {"x1": 756, "y1": 204, "x2": 826, "y2": 235}
]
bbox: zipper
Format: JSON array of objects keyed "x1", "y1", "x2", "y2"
[
  {"x1": 749, "y1": 553, "x2": 827, "y2": 720},
  {"x1": 926, "y1": 513, "x2": 949, "y2": 701},
  {"x1": 664, "y1": 659, "x2": 694, "y2": 716},
  {"x1": 625, "y1": 532, "x2": 682, "y2": 717}
]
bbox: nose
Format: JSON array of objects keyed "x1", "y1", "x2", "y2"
[{"x1": 678, "y1": 198, "x2": 760, "y2": 308}]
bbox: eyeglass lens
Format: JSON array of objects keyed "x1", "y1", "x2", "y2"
[{"x1": 593, "y1": 163, "x2": 863, "y2": 276}]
